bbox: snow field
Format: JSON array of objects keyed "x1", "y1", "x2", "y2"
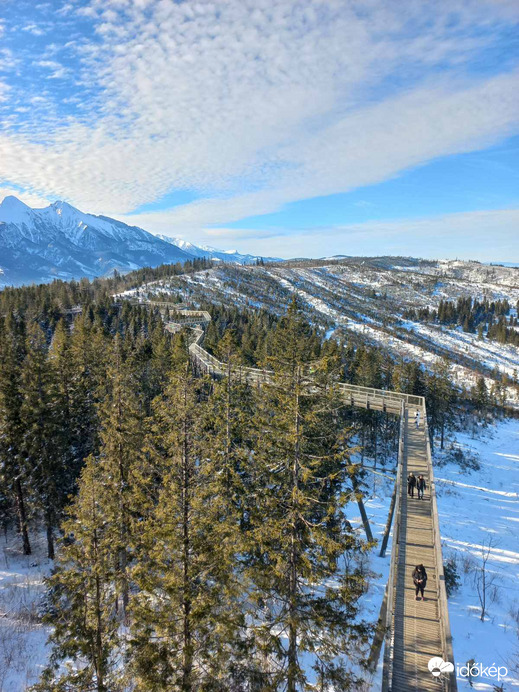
[
  {"x1": 435, "y1": 418, "x2": 519, "y2": 689},
  {"x1": 0, "y1": 532, "x2": 52, "y2": 691}
]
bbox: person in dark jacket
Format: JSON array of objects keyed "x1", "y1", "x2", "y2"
[
  {"x1": 407, "y1": 472, "x2": 417, "y2": 498},
  {"x1": 412, "y1": 564, "x2": 427, "y2": 600},
  {"x1": 417, "y1": 475, "x2": 427, "y2": 500}
]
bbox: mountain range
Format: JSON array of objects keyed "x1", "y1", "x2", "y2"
[{"x1": 0, "y1": 196, "x2": 275, "y2": 287}]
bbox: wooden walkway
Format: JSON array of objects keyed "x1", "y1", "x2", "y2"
[
  {"x1": 386, "y1": 411, "x2": 452, "y2": 691},
  {"x1": 130, "y1": 300, "x2": 457, "y2": 691}
]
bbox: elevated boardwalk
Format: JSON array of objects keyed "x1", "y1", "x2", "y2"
[
  {"x1": 129, "y1": 300, "x2": 457, "y2": 691},
  {"x1": 384, "y1": 411, "x2": 455, "y2": 690}
]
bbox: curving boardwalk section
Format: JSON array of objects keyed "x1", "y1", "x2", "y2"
[{"x1": 133, "y1": 301, "x2": 457, "y2": 691}]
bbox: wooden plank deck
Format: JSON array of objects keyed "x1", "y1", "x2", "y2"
[{"x1": 389, "y1": 415, "x2": 446, "y2": 691}]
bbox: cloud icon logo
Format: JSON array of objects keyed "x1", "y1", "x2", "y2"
[{"x1": 428, "y1": 657, "x2": 454, "y2": 677}]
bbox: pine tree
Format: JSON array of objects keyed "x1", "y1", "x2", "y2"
[
  {"x1": 129, "y1": 362, "x2": 246, "y2": 690},
  {"x1": 0, "y1": 312, "x2": 31, "y2": 554},
  {"x1": 36, "y1": 457, "x2": 121, "y2": 692},
  {"x1": 246, "y1": 304, "x2": 371, "y2": 689}
]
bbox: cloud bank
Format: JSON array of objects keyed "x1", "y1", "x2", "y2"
[{"x1": 0, "y1": 0, "x2": 518, "y2": 252}]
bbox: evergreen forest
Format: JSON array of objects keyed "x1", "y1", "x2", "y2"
[{"x1": 0, "y1": 267, "x2": 503, "y2": 691}]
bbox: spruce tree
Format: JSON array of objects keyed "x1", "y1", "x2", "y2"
[
  {"x1": 35, "y1": 458, "x2": 121, "y2": 692},
  {"x1": 67, "y1": 314, "x2": 107, "y2": 464},
  {"x1": 95, "y1": 334, "x2": 149, "y2": 620},
  {"x1": 426, "y1": 357, "x2": 453, "y2": 450},
  {"x1": 0, "y1": 312, "x2": 31, "y2": 554},
  {"x1": 47, "y1": 319, "x2": 79, "y2": 498},
  {"x1": 129, "y1": 362, "x2": 246, "y2": 690},
  {"x1": 20, "y1": 323, "x2": 63, "y2": 559},
  {"x1": 246, "y1": 303, "x2": 371, "y2": 690}
]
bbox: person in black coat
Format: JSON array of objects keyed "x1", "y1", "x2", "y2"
[
  {"x1": 417, "y1": 475, "x2": 427, "y2": 500},
  {"x1": 407, "y1": 472, "x2": 417, "y2": 498},
  {"x1": 412, "y1": 564, "x2": 428, "y2": 600}
]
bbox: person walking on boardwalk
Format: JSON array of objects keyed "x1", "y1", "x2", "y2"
[
  {"x1": 417, "y1": 475, "x2": 427, "y2": 500},
  {"x1": 415, "y1": 410, "x2": 420, "y2": 428},
  {"x1": 407, "y1": 472, "x2": 417, "y2": 498},
  {"x1": 412, "y1": 564, "x2": 428, "y2": 600}
]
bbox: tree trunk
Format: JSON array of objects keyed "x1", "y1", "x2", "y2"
[
  {"x1": 93, "y1": 520, "x2": 105, "y2": 692},
  {"x1": 15, "y1": 478, "x2": 31, "y2": 555},
  {"x1": 287, "y1": 367, "x2": 301, "y2": 692},
  {"x1": 116, "y1": 379, "x2": 129, "y2": 620},
  {"x1": 356, "y1": 494, "x2": 374, "y2": 543},
  {"x1": 95, "y1": 572, "x2": 105, "y2": 692},
  {"x1": 182, "y1": 382, "x2": 193, "y2": 691},
  {"x1": 45, "y1": 510, "x2": 54, "y2": 560}
]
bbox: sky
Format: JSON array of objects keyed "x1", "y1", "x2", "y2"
[{"x1": 0, "y1": 0, "x2": 518, "y2": 261}]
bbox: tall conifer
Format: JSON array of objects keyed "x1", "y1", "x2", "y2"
[
  {"x1": 246, "y1": 303, "x2": 371, "y2": 689},
  {"x1": 130, "y1": 362, "x2": 245, "y2": 690},
  {"x1": 35, "y1": 458, "x2": 121, "y2": 692},
  {"x1": 0, "y1": 312, "x2": 31, "y2": 554}
]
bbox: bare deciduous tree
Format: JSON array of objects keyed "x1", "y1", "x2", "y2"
[{"x1": 473, "y1": 537, "x2": 500, "y2": 622}]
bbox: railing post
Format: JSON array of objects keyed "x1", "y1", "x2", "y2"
[{"x1": 381, "y1": 400, "x2": 406, "y2": 691}]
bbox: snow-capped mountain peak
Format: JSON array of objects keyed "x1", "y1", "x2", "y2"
[
  {"x1": 0, "y1": 195, "x2": 32, "y2": 223},
  {"x1": 156, "y1": 233, "x2": 278, "y2": 265},
  {"x1": 0, "y1": 195, "x2": 278, "y2": 287}
]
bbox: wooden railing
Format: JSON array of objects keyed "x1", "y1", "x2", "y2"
[
  {"x1": 424, "y1": 409, "x2": 457, "y2": 691},
  {"x1": 381, "y1": 403, "x2": 406, "y2": 691}
]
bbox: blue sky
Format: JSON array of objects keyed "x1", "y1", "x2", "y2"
[{"x1": 0, "y1": 0, "x2": 518, "y2": 260}]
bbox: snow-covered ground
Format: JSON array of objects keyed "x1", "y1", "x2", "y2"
[
  {"x1": 0, "y1": 532, "x2": 51, "y2": 690},
  {"x1": 2, "y1": 418, "x2": 517, "y2": 690},
  {"x1": 436, "y1": 418, "x2": 519, "y2": 689}
]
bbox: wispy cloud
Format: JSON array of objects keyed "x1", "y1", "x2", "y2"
[
  {"x1": 192, "y1": 209, "x2": 519, "y2": 262},
  {"x1": 0, "y1": 0, "x2": 518, "y2": 237},
  {"x1": 21, "y1": 22, "x2": 46, "y2": 36}
]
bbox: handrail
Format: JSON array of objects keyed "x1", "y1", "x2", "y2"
[
  {"x1": 338, "y1": 384, "x2": 424, "y2": 407},
  {"x1": 423, "y1": 407, "x2": 457, "y2": 691},
  {"x1": 382, "y1": 401, "x2": 406, "y2": 691},
  {"x1": 126, "y1": 299, "x2": 423, "y2": 408}
]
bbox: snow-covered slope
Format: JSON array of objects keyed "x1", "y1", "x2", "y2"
[
  {"x1": 0, "y1": 196, "x2": 276, "y2": 287},
  {"x1": 358, "y1": 418, "x2": 519, "y2": 690},
  {"x1": 120, "y1": 257, "x2": 519, "y2": 403}
]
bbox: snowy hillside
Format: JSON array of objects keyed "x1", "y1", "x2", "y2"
[
  {"x1": 118, "y1": 257, "x2": 519, "y2": 405},
  {"x1": 355, "y1": 418, "x2": 519, "y2": 690},
  {"x1": 0, "y1": 196, "x2": 275, "y2": 287},
  {"x1": 435, "y1": 420, "x2": 519, "y2": 689}
]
